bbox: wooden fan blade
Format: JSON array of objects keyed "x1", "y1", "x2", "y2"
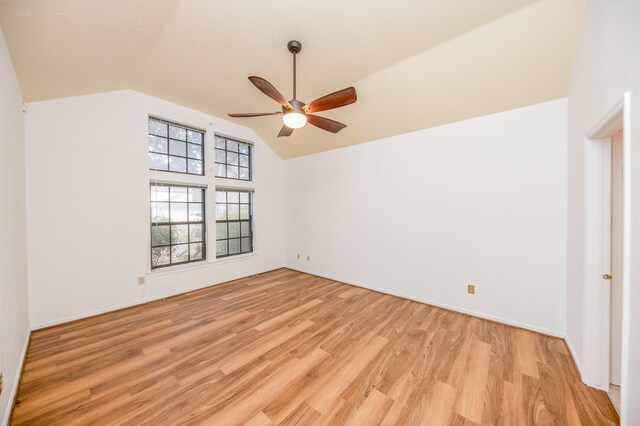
[
  {"x1": 303, "y1": 87, "x2": 357, "y2": 113},
  {"x1": 248, "y1": 76, "x2": 291, "y2": 109},
  {"x1": 228, "y1": 112, "x2": 282, "y2": 117},
  {"x1": 278, "y1": 125, "x2": 294, "y2": 137},
  {"x1": 307, "y1": 115, "x2": 347, "y2": 133}
]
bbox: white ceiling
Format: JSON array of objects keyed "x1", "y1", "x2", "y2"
[{"x1": 0, "y1": 0, "x2": 583, "y2": 158}]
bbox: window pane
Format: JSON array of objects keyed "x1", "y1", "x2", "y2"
[
  {"x1": 240, "y1": 204, "x2": 250, "y2": 220},
  {"x1": 150, "y1": 186, "x2": 169, "y2": 202},
  {"x1": 239, "y1": 167, "x2": 250, "y2": 180},
  {"x1": 169, "y1": 140, "x2": 186, "y2": 157},
  {"x1": 152, "y1": 247, "x2": 170, "y2": 266},
  {"x1": 169, "y1": 126, "x2": 187, "y2": 141},
  {"x1": 151, "y1": 202, "x2": 169, "y2": 223},
  {"x1": 229, "y1": 239, "x2": 240, "y2": 254},
  {"x1": 149, "y1": 135, "x2": 168, "y2": 153},
  {"x1": 239, "y1": 154, "x2": 249, "y2": 167},
  {"x1": 149, "y1": 120, "x2": 168, "y2": 137},
  {"x1": 188, "y1": 143, "x2": 202, "y2": 159},
  {"x1": 172, "y1": 224, "x2": 189, "y2": 244},
  {"x1": 215, "y1": 189, "x2": 252, "y2": 259},
  {"x1": 171, "y1": 203, "x2": 188, "y2": 221},
  {"x1": 216, "y1": 223, "x2": 227, "y2": 239},
  {"x1": 190, "y1": 243, "x2": 203, "y2": 260},
  {"x1": 215, "y1": 136, "x2": 226, "y2": 149},
  {"x1": 227, "y1": 192, "x2": 239, "y2": 203},
  {"x1": 187, "y1": 159, "x2": 203, "y2": 175},
  {"x1": 149, "y1": 119, "x2": 204, "y2": 176},
  {"x1": 227, "y1": 140, "x2": 238, "y2": 152},
  {"x1": 150, "y1": 153, "x2": 169, "y2": 170},
  {"x1": 239, "y1": 143, "x2": 250, "y2": 154},
  {"x1": 169, "y1": 186, "x2": 188, "y2": 202},
  {"x1": 188, "y1": 188, "x2": 203, "y2": 202},
  {"x1": 189, "y1": 224, "x2": 203, "y2": 242},
  {"x1": 189, "y1": 203, "x2": 203, "y2": 222},
  {"x1": 171, "y1": 244, "x2": 189, "y2": 263},
  {"x1": 241, "y1": 222, "x2": 251, "y2": 237},
  {"x1": 215, "y1": 149, "x2": 226, "y2": 163},
  {"x1": 241, "y1": 237, "x2": 251, "y2": 253},
  {"x1": 227, "y1": 152, "x2": 239, "y2": 166},
  {"x1": 169, "y1": 156, "x2": 187, "y2": 173},
  {"x1": 228, "y1": 222, "x2": 240, "y2": 238},
  {"x1": 215, "y1": 163, "x2": 226, "y2": 178},
  {"x1": 149, "y1": 184, "x2": 206, "y2": 269},
  {"x1": 151, "y1": 225, "x2": 170, "y2": 246},
  {"x1": 216, "y1": 240, "x2": 228, "y2": 256},
  {"x1": 228, "y1": 204, "x2": 239, "y2": 220},
  {"x1": 227, "y1": 166, "x2": 239, "y2": 179},
  {"x1": 216, "y1": 204, "x2": 227, "y2": 220},
  {"x1": 187, "y1": 130, "x2": 203, "y2": 144}
]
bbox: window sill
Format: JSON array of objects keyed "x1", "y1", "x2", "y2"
[
  {"x1": 214, "y1": 252, "x2": 258, "y2": 264},
  {"x1": 146, "y1": 252, "x2": 258, "y2": 276},
  {"x1": 147, "y1": 260, "x2": 209, "y2": 276}
]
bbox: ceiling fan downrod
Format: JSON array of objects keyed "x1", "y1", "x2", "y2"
[{"x1": 287, "y1": 40, "x2": 302, "y2": 101}]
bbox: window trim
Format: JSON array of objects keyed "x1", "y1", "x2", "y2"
[
  {"x1": 148, "y1": 116, "x2": 206, "y2": 176},
  {"x1": 213, "y1": 134, "x2": 253, "y2": 182},
  {"x1": 150, "y1": 182, "x2": 207, "y2": 270},
  {"x1": 215, "y1": 187, "x2": 254, "y2": 259}
]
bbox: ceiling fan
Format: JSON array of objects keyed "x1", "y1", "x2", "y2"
[{"x1": 228, "y1": 40, "x2": 357, "y2": 137}]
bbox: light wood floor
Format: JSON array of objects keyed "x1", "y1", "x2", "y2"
[{"x1": 12, "y1": 269, "x2": 618, "y2": 425}]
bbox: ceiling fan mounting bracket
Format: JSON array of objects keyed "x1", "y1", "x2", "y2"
[{"x1": 287, "y1": 40, "x2": 302, "y2": 54}]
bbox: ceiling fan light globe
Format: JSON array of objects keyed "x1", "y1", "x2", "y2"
[{"x1": 283, "y1": 112, "x2": 307, "y2": 129}]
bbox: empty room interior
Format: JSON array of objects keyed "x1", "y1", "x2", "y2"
[{"x1": 0, "y1": 0, "x2": 639, "y2": 424}]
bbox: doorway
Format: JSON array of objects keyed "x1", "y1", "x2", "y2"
[{"x1": 582, "y1": 92, "x2": 630, "y2": 421}]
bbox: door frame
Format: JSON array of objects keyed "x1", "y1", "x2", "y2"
[{"x1": 582, "y1": 92, "x2": 630, "y2": 410}]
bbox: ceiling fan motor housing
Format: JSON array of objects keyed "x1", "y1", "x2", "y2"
[{"x1": 287, "y1": 99, "x2": 305, "y2": 113}]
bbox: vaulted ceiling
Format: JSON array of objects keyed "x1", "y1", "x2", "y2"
[{"x1": 0, "y1": 0, "x2": 583, "y2": 158}]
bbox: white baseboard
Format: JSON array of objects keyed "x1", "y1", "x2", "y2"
[
  {"x1": 31, "y1": 299, "x2": 146, "y2": 330},
  {"x1": 286, "y1": 265, "x2": 565, "y2": 338},
  {"x1": 2, "y1": 332, "x2": 29, "y2": 426},
  {"x1": 564, "y1": 335, "x2": 584, "y2": 380},
  {"x1": 30, "y1": 266, "x2": 284, "y2": 330}
]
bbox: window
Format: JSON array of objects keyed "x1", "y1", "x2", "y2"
[
  {"x1": 149, "y1": 118, "x2": 204, "y2": 175},
  {"x1": 214, "y1": 135, "x2": 252, "y2": 181},
  {"x1": 216, "y1": 189, "x2": 253, "y2": 258},
  {"x1": 150, "y1": 184, "x2": 206, "y2": 269}
]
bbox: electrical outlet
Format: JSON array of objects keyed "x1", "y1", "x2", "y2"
[
  {"x1": 307, "y1": 255, "x2": 310, "y2": 261},
  {"x1": 467, "y1": 284, "x2": 475, "y2": 295},
  {"x1": 138, "y1": 276, "x2": 146, "y2": 285},
  {"x1": 297, "y1": 253, "x2": 300, "y2": 259}
]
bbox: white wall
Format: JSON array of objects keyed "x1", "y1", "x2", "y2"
[
  {"x1": 0, "y1": 29, "x2": 29, "y2": 425},
  {"x1": 284, "y1": 99, "x2": 567, "y2": 336},
  {"x1": 25, "y1": 90, "x2": 285, "y2": 328},
  {"x1": 566, "y1": 1, "x2": 640, "y2": 423}
]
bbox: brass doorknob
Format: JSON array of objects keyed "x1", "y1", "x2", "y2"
[{"x1": 603, "y1": 274, "x2": 612, "y2": 280}]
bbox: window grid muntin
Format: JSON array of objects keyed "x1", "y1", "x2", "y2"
[
  {"x1": 215, "y1": 190, "x2": 253, "y2": 258},
  {"x1": 150, "y1": 184, "x2": 206, "y2": 269},
  {"x1": 149, "y1": 118, "x2": 205, "y2": 176},
  {"x1": 214, "y1": 135, "x2": 252, "y2": 181}
]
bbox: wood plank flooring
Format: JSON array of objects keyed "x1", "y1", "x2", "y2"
[{"x1": 11, "y1": 269, "x2": 619, "y2": 425}]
